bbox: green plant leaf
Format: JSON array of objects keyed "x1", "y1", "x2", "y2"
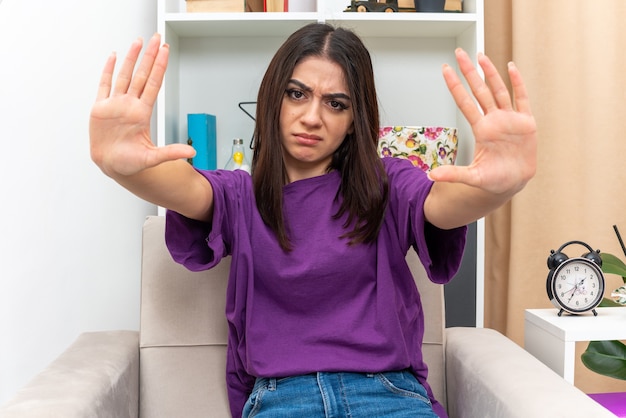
[
  {"x1": 582, "y1": 340, "x2": 626, "y2": 380},
  {"x1": 599, "y1": 297, "x2": 624, "y2": 307},
  {"x1": 601, "y1": 253, "x2": 626, "y2": 281}
]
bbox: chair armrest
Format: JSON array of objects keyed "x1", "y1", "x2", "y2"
[
  {"x1": 445, "y1": 327, "x2": 613, "y2": 418},
  {"x1": 0, "y1": 330, "x2": 139, "y2": 418}
]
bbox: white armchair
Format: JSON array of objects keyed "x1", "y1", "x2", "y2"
[{"x1": 0, "y1": 216, "x2": 613, "y2": 417}]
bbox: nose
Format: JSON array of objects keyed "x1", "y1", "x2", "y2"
[{"x1": 300, "y1": 100, "x2": 323, "y2": 127}]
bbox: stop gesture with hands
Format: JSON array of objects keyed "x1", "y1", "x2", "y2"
[
  {"x1": 89, "y1": 34, "x2": 536, "y2": 228},
  {"x1": 89, "y1": 34, "x2": 195, "y2": 178},
  {"x1": 420, "y1": 48, "x2": 537, "y2": 229},
  {"x1": 432, "y1": 48, "x2": 537, "y2": 197}
]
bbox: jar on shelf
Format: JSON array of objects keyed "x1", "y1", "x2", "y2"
[{"x1": 224, "y1": 138, "x2": 251, "y2": 173}]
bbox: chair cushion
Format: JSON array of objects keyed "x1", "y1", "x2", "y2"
[
  {"x1": 140, "y1": 346, "x2": 229, "y2": 417},
  {"x1": 139, "y1": 216, "x2": 231, "y2": 417},
  {"x1": 140, "y1": 216, "x2": 229, "y2": 347},
  {"x1": 138, "y1": 216, "x2": 446, "y2": 415},
  {"x1": 406, "y1": 250, "x2": 446, "y2": 408}
]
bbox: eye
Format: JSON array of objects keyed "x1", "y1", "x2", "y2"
[
  {"x1": 328, "y1": 100, "x2": 348, "y2": 111},
  {"x1": 286, "y1": 88, "x2": 305, "y2": 100}
]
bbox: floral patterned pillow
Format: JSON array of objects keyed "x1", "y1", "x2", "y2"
[{"x1": 378, "y1": 126, "x2": 458, "y2": 173}]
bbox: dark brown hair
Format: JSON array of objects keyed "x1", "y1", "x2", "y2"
[{"x1": 252, "y1": 23, "x2": 388, "y2": 251}]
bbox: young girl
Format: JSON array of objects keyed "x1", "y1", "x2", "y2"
[{"x1": 90, "y1": 23, "x2": 536, "y2": 418}]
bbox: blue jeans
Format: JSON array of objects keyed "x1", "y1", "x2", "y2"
[{"x1": 242, "y1": 370, "x2": 438, "y2": 417}]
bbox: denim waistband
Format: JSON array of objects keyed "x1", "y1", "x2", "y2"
[{"x1": 244, "y1": 370, "x2": 437, "y2": 418}]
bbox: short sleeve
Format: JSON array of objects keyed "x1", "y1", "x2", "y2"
[
  {"x1": 165, "y1": 169, "x2": 251, "y2": 272},
  {"x1": 383, "y1": 157, "x2": 467, "y2": 284}
]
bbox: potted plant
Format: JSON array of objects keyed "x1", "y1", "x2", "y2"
[{"x1": 581, "y1": 226, "x2": 626, "y2": 380}]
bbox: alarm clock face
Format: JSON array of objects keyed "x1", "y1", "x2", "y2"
[{"x1": 550, "y1": 257, "x2": 605, "y2": 314}]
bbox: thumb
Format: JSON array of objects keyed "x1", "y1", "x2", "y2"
[
  {"x1": 428, "y1": 165, "x2": 473, "y2": 185},
  {"x1": 148, "y1": 143, "x2": 196, "y2": 167}
]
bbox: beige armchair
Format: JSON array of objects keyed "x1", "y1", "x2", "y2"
[{"x1": 0, "y1": 216, "x2": 613, "y2": 417}]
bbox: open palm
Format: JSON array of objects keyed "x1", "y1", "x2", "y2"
[
  {"x1": 430, "y1": 49, "x2": 537, "y2": 196},
  {"x1": 89, "y1": 34, "x2": 194, "y2": 177}
]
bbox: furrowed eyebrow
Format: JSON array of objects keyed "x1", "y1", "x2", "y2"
[
  {"x1": 287, "y1": 79, "x2": 351, "y2": 102},
  {"x1": 287, "y1": 79, "x2": 312, "y2": 92}
]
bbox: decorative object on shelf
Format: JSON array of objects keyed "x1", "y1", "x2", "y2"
[
  {"x1": 185, "y1": 0, "x2": 266, "y2": 12},
  {"x1": 343, "y1": 0, "x2": 462, "y2": 12},
  {"x1": 378, "y1": 126, "x2": 457, "y2": 173},
  {"x1": 265, "y1": 0, "x2": 287, "y2": 12},
  {"x1": 414, "y1": 0, "x2": 445, "y2": 12},
  {"x1": 397, "y1": 0, "x2": 415, "y2": 10},
  {"x1": 186, "y1": 0, "x2": 244, "y2": 12},
  {"x1": 581, "y1": 225, "x2": 626, "y2": 382},
  {"x1": 444, "y1": 0, "x2": 462, "y2": 12},
  {"x1": 224, "y1": 138, "x2": 251, "y2": 173},
  {"x1": 187, "y1": 138, "x2": 194, "y2": 165},
  {"x1": 247, "y1": 0, "x2": 263, "y2": 11},
  {"x1": 238, "y1": 101, "x2": 256, "y2": 150},
  {"x1": 546, "y1": 240, "x2": 605, "y2": 316},
  {"x1": 347, "y1": 1, "x2": 399, "y2": 13},
  {"x1": 187, "y1": 113, "x2": 217, "y2": 170},
  {"x1": 287, "y1": 0, "x2": 315, "y2": 12}
]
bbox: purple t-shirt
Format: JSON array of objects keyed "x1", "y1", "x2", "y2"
[{"x1": 165, "y1": 157, "x2": 466, "y2": 418}]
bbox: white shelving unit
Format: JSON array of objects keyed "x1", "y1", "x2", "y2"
[{"x1": 156, "y1": 0, "x2": 485, "y2": 326}]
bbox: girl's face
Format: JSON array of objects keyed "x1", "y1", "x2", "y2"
[{"x1": 279, "y1": 56, "x2": 354, "y2": 182}]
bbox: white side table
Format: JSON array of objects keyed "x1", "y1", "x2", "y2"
[{"x1": 524, "y1": 307, "x2": 626, "y2": 384}]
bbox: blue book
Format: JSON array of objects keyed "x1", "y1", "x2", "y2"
[{"x1": 187, "y1": 113, "x2": 217, "y2": 170}]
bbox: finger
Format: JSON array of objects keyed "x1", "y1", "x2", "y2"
[
  {"x1": 455, "y1": 48, "x2": 497, "y2": 114},
  {"x1": 478, "y1": 53, "x2": 513, "y2": 111},
  {"x1": 508, "y1": 61, "x2": 533, "y2": 115},
  {"x1": 128, "y1": 33, "x2": 162, "y2": 97},
  {"x1": 95, "y1": 52, "x2": 116, "y2": 101},
  {"x1": 139, "y1": 43, "x2": 169, "y2": 107},
  {"x1": 112, "y1": 37, "x2": 143, "y2": 96},
  {"x1": 428, "y1": 164, "x2": 478, "y2": 188},
  {"x1": 442, "y1": 63, "x2": 482, "y2": 126},
  {"x1": 146, "y1": 143, "x2": 196, "y2": 167}
]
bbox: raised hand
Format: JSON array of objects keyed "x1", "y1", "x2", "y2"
[
  {"x1": 429, "y1": 49, "x2": 537, "y2": 197},
  {"x1": 89, "y1": 34, "x2": 195, "y2": 178}
]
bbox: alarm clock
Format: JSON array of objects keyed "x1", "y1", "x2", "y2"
[{"x1": 546, "y1": 240, "x2": 605, "y2": 316}]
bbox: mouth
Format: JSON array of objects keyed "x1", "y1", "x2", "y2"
[{"x1": 294, "y1": 133, "x2": 322, "y2": 146}]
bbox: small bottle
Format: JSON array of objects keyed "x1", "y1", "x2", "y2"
[{"x1": 224, "y1": 138, "x2": 251, "y2": 173}]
